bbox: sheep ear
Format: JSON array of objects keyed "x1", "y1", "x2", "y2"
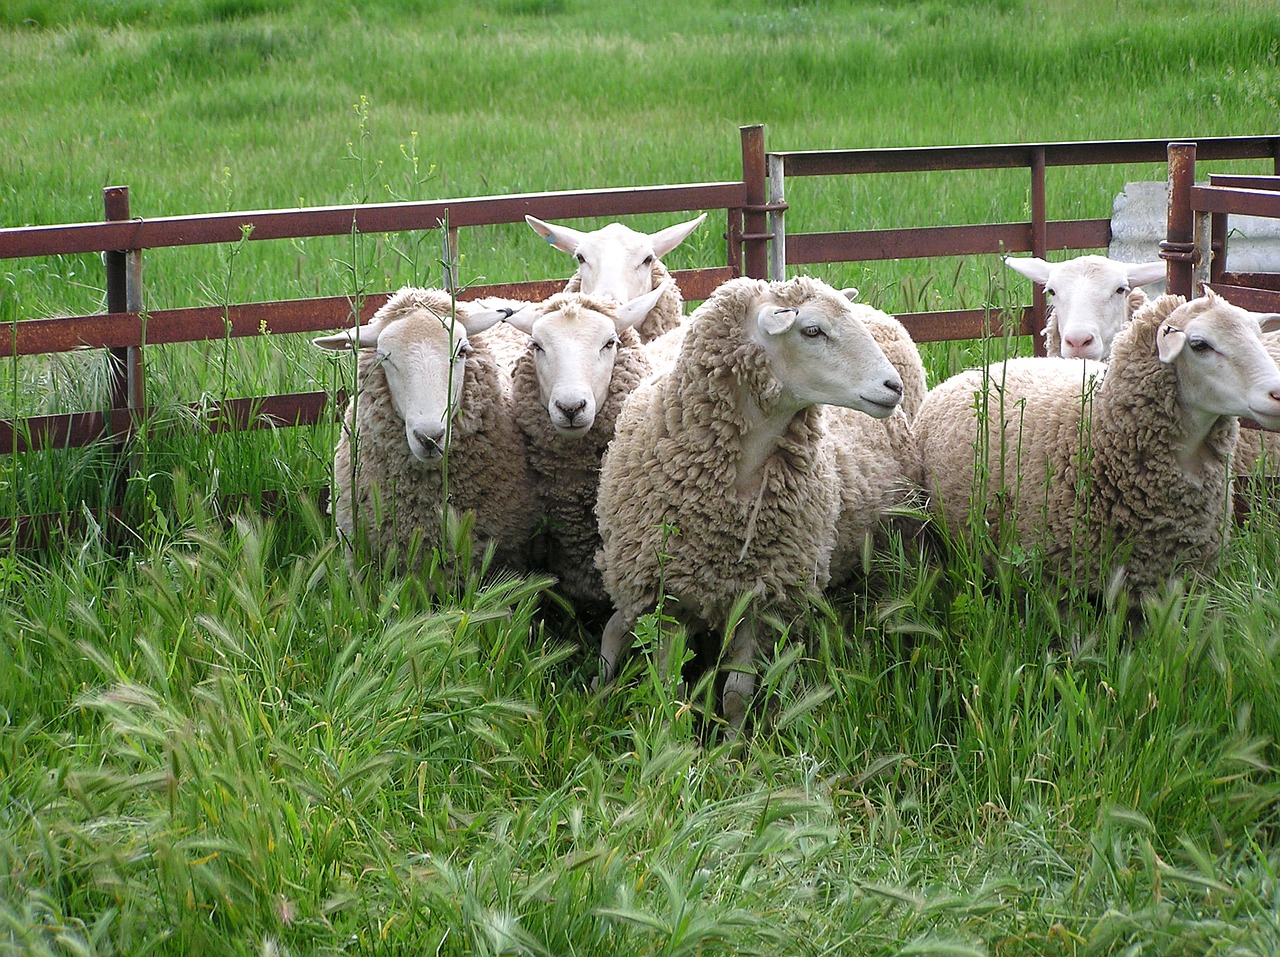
[
  {"x1": 1157, "y1": 323, "x2": 1186, "y2": 363},
  {"x1": 1256, "y1": 313, "x2": 1280, "y2": 334},
  {"x1": 525, "y1": 215, "x2": 585, "y2": 255},
  {"x1": 462, "y1": 302, "x2": 523, "y2": 336},
  {"x1": 502, "y1": 306, "x2": 539, "y2": 335},
  {"x1": 614, "y1": 283, "x2": 668, "y2": 332},
  {"x1": 840, "y1": 287, "x2": 860, "y2": 302},
  {"x1": 313, "y1": 325, "x2": 378, "y2": 351},
  {"x1": 1126, "y1": 261, "x2": 1166, "y2": 287},
  {"x1": 649, "y1": 213, "x2": 707, "y2": 258},
  {"x1": 757, "y1": 305, "x2": 798, "y2": 336},
  {"x1": 1005, "y1": 256, "x2": 1052, "y2": 284}
]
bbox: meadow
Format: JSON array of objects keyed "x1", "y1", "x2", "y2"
[{"x1": 4, "y1": 0, "x2": 1280, "y2": 953}]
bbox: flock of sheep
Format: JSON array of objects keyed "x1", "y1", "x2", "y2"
[{"x1": 315, "y1": 215, "x2": 1280, "y2": 732}]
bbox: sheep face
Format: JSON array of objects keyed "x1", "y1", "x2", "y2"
[
  {"x1": 1156, "y1": 288, "x2": 1280, "y2": 428},
  {"x1": 507, "y1": 285, "x2": 666, "y2": 437},
  {"x1": 1007, "y1": 255, "x2": 1165, "y2": 360},
  {"x1": 525, "y1": 213, "x2": 705, "y2": 307},
  {"x1": 313, "y1": 291, "x2": 511, "y2": 464},
  {"x1": 750, "y1": 292, "x2": 903, "y2": 418}
]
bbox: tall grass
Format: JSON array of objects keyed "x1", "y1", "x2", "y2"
[{"x1": 4, "y1": 1, "x2": 1280, "y2": 953}]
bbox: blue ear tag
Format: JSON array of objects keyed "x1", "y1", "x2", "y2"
[{"x1": 544, "y1": 235, "x2": 556, "y2": 244}]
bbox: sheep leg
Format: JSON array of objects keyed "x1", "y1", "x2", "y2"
[
  {"x1": 592, "y1": 609, "x2": 633, "y2": 692},
  {"x1": 720, "y1": 618, "x2": 760, "y2": 735}
]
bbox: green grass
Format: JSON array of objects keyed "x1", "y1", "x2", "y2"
[{"x1": 4, "y1": 0, "x2": 1280, "y2": 953}]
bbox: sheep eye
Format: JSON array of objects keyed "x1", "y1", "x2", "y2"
[
  {"x1": 642, "y1": 255, "x2": 655, "y2": 268},
  {"x1": 1188, "y1": 336, "x2": 1212, "y2": 353},
  {"x1": 455, "y1": 341, "x2": 473, "y2": 359},
  {"x1": 532, "y1": 341, "x2": 545, "y2": 354},
  {"x1": 575, "y1": 253, "x2": 586, "y2": 265},
  {"x1": 1045, "y1": 287, "x2": 1056, "y2": 298},
  {"x1": 1116, "y1": 286, "x2": 1129, "y2": 296},
  {"x1": 602, "y1": 336, "x2": 619, "y2": 351},
  {"x1": 800, "y1": 325, "x2": 825, "y2": 339}
]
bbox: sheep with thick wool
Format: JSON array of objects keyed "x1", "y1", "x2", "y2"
[
  {"x1": 1005, "y1": 254, "x2": 1165, "y2": 360},
  {"x1": 841, "y1": 287, "x2": 928, "y2": 421},
  {"x1": 525, "y1": 214, "x2": 705, "y2": 343},
  {"x1": 316, "y1": 288, "x2": 536, "y2": 575},
  {"x1": 504, "y1": 285, "x2": 668, "y2": 612},
  {"x1": 595, "y1": 275, "x2": 918, "y2": 730},
  {"x1": 915, "y1": 289, "x2": 1280, "y2": 597}
]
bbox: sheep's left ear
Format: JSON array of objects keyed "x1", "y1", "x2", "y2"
[
  {"x1": 757, "y1": 305, "x2": 798, "y2": 335},
  {"x1": 464, "y1": 300, "x2": 526, "y2": 335},
  {"x1": 1255, "y1": 313, "x2": 1280, "y2": 334},
  {"x1": 1157, "y1": 323, "x2": 1186, "y2": 363},
  {"x1": 313, "y1": 325, "x2": 378, "y2": 351},
  {"x1": 840, "y1": 287, "x2": 860, "y2": 302},
  {"x1": 649, "y1": 213, "x2": 707, "y2": 258},
  {"x1": 525, "y1": 215, "x2": 585, "y2": 256},
  {"x1": 614, "y1": 283, "x2": 668, "y2": 332}
]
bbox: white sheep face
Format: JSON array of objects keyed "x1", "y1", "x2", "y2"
[
  {"x1": 525, "y1": 213, "x2": 706, "y2": 306},
  {"x1": 313, "y1": 292, "x2": 511, "y2": 464},
  {"x1": 507, "y1": 286, "x2": 666, "y2": 437},
  {"x1": 751, "y1": 293, "x2": 903, "y2": 418},
  {"x1": 1156, "y1": 289, "x2": 1280, "y2": 428},
  {"x1": 1007, "y1": 255, "x2": 1165, "y2": 360}
]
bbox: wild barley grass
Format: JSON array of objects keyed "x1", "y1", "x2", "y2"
[{"x1": 5, "y1": 0, "x2": 1280, "y2": 953}]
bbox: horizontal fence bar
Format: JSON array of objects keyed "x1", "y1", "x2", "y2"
[
  {"x1": 0, "y1": 267, "x2": 733, "y2": 357},
  {"x1": 1209, "y1": 174, "x2": 1280, "y2": 191},
  {"x1": 1190, "y1": 184, "x2": 1280, "y2": 219},
  {"x1": 0, "y1": 182, "x2": 748, "y2": 259},
  {"x1": 785, "y1": 220, "x2": 1110, "y2": 265},
  {"x1": 1210, "y1": 282, "x2": 1280, "y2": 313},
  {"x1": 1220, "y1": 271, "x2": 1280, "y2": 293},
  {"x1": 896, "y1": 306, "x2": 1034, "y2": 343},
  {"x1": 0, "y1": 390, "x2": 343, "y2": 454},
  {"x1": 772, "y1": 136, "x2": 1280, "y2": 177}
]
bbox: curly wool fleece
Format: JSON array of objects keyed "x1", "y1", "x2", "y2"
[
  {"x1": 918, "y1": 294, "x2": 1237, "y2": 596},
  {"x1": 596, "y1": 276, "x2": 852, "y2": 629}
]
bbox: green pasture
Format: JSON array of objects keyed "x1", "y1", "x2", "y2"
[{"x1": 4, "y1": 1, "x2": 1280, "y2": 953}]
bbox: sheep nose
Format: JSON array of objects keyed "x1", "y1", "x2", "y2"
[
  {"x1": 413, "y1": 428, "x2": 443, "y2": 453},
  {"x1": 884, "y1": 377, "x2": 903, "y2": 396},
  {"x1": 1064, "y1": 333, "x2": 1095, "y2": 352},
  {"x1": 555, "y1": 398, "x2": 588, "y2": 422}
]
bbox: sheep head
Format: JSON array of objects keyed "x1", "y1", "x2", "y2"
[
  {"x1": 313, "y1": 289, "x2": 516, "y2": 463},
  {"x1": 1006, "y1": 254, "x2": 1165, "y2": 360},
  {"x1": 749, "y1": 278, "x2": 903, "y2": 419},
  {"x1": 505, "y1": 285, "x2": 666, "y2": 437},
  {"x1": 525, "y1": 213, "x2": 705, "y2": 309},
  {"x1": 1156, "y1": 286, "x2": 1280, "y2": 430}
]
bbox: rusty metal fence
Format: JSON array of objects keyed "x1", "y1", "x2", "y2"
[
  {"x1": 766, "y1": 136, "x2": 1280, "y2": 350},
  {"x1": 2, "y1": 126, "x2": 1280, "y2": 542}
]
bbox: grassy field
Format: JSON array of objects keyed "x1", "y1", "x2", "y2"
[{"x1": 4, "y1": 1, "x2": 1280, "y2": 954}]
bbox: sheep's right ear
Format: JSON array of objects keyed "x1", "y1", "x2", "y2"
[
  {"x1": 1156, "y1": 323, "x2": 1186, "y2": 364},
  {"x1": 756, "y1": 304, "x2": 798, "y2": 335},
  {"x1": 649, "y1": 213, "x2": 707, "y2": 258},
  {"x1": 502, "y1": 306, "x2": 539, "y2": 335},
  {"x1": 840, "y1": 287, "x2": 860, "y2": 302},
  {"x1": 525, "y1": 215, "x2": 585, "y2": 256},
  {"x1": 1005, "y1": 256, "x2": 1052, "y2": 284},
  {"x1": 1255, "y1": 313, "x2": 1280, "y2": 334},
  {"x1": 313, "y1": 326, "x2": 378, "y2": 351},
  {"x1": 1126, "y1": 261, "x2": 1166, "y2": 288}
]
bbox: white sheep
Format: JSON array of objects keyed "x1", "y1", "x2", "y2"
[
  {"x1": 1005, "y1": 254, "x2": 1165, "y2": 360},
  {"x1": 1232, "y1": 329, "x2": 1280, "y2": 477},
  {"x1": 503, "y1": 284, "x2": 668, "y2": 612},
  {"x1": 595, "y1": 275, "x2": 919, "y2": 731},
  {"x1": 525, "y1": 213, "x2": 706, "y2": 342},
  {"x1": 315, "y1": 288, "x2": 537, "y2": 576},
  {"x1": 914, "y1": 288, "x2": 1280, "y2": 598}
]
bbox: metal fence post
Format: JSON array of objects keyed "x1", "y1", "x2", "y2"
[
  {"x1": 1030, "y1": 147, "x2": 1048, "y2": 354},
  {"x1": 740, "y1": 125, "x2": 769, "y2": 280},
  {"x1": 1163, "y1": 143, "x2": 1197, "y2": 298},
  {"x1": 767, "y1": 153, "x2": 786, "y2": 281},
  {"x1": 103, "y1": 187, "x2": 145, "y2": 514}
]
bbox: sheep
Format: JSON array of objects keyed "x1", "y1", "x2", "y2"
[
  {"x1": 525, "y1": 213, "x2": 706, "y2": 342},
  {"x1": 595, "y1": 275, "x2": 918, "y2": 731},
  {"x1": 1005, "y1": 255, "x2": 1165, "y2": 360},
  {"x1": 503, "y1": 284, "x2": 669, "y2": 613},
  {"x1": 314, "y1": 288, "x2": 537, "y2": 577},
  {"x1": 1232, "y1": 329, "x2": 1280, "y2": 477},
  {"x1": 914, "y1": 288, "x2": 1280, "y2": 598},
  {"x1": 841, "y1": 286, "x2": 928, "y2": 421}
]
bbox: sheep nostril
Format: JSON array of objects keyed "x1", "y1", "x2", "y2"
[
  {"x1": 885, "y1": 378, "x2": 903, "y2": 396},
  {"x1": 556, "y1": 399, "x2": 588, "y2": 419},
  {"x1": 413, "y1": 429, "x2": 442, "y2": 452}
]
